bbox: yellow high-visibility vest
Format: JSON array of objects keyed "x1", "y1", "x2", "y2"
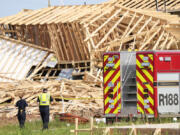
[{"x1": 39, "y1": 93, "x2": 50, "y2": 106}]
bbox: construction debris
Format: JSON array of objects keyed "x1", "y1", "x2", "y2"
[{"x1": 0, "y1": 78, "x2": 103, "y2": 118}]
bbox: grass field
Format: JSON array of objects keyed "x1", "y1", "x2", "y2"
[
  {"x1": 0, "y1": 118, "x2": 137, "y2": 135},
  {"x1": 0, "y1": 118, "x2": 107, "y2": 135},
  {"x1": 0, "y1": 117, "x2": 179, "y2": 135}
]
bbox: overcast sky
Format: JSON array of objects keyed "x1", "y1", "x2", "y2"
[{"x1": 0, "y1": 0, "x2": 107, "y2": 17}]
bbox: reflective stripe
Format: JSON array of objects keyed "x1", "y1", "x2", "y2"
[
  {"x1": 136, "y1": 54, "x2": 154, "y2": 115},
  {"x1": 39, "y1": 93, "x2": 50, "y2": 106},
  {"x1": 104, "y1": 54, "x2": 121, "y2": 114}
]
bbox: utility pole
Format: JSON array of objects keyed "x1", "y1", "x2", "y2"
[
  {"x1": 48, "y1": 0, "x2": 51, "y2": 7},
  {"x1": 163, "y1": 0, "x2": 167, "y2": 12},
  {"x1": 155, "y1": 0, "x2": 158, "y2": 11}
]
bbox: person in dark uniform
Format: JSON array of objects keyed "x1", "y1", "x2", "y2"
[
  {"x1": 37, "y1": 88, "x2": 53, "y2": 130},
  {"x1": 15, "y1": 93, "x2": 28, "y2": 128}
]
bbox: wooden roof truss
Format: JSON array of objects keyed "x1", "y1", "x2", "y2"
[
  {"x1": 82, "y1": 5, "x2": 179, "y2": 61},
  {"x1": 108, "y1": 0, "x2": 180, "y2": 11},
  {"x1": 0, "y1": 3, "x2": 179, "y2": 66}
]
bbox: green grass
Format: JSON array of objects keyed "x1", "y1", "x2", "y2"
[
  {"x1": 0, "y1": 118, "x2": 179, "y2": 135},
  {"x1": 0, "y1": 118, "x2": 107, "y2": 135}
]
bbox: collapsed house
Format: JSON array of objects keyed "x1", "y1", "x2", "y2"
[
  {"x1": 0, "y1": 0, "x2": 179, "y2": 118},
  {"x1": 0, "y1": 2, "x2": 179, "y2": 64}
]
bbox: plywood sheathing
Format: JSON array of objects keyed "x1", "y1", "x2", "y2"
[
  {"x1": 108, "y1": 0, "x2": 180, "y2": 11},
  {"x1": 0, "y1": 35, "x2": 55, "y2": 82}
]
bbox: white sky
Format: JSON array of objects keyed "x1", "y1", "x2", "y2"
[{"x1": 0, "y1": 0, "x2": 107, "y2": 17}]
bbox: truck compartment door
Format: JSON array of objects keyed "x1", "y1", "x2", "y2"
[
  {"x1": 157, "y1": 73, "x2": 180, "y2": 114},
  {"x1": 103, "y1": 53, "x2": 121, "y2": 115},
  {"x1": 136, "y1": 53, "x2": 154, "y2": 115}
]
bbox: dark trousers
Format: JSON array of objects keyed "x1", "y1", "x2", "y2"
[
  {"x1": 39, "y1": 106, "x2": 49, "y2": 129},
  {"x1": 17, "y1": 111, "x2": 26, "y2": 128}
]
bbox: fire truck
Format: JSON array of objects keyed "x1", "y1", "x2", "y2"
[{"x1": 103, "y1": 51, "x2": 180, "y2": 121}]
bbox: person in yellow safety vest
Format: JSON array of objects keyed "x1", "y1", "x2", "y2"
[{"x1": 37, "y1": 88, "x2": 53, "y2": 130}]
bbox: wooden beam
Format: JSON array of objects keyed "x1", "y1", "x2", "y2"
[
  {"x1": 152, "y1": 30, "x2": 165, "y2": 50},
  {"x1": 94, "y1": 11, "x2": 129, "y2": 49},
  {"x1": 139, "y1": 27, "x2": 161, "y2": 50},
  {"x1": 84, "y1": 9, "x2": 122, "y2": 41}
]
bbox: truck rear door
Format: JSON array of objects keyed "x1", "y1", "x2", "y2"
[
  {"x1": 103, "y1": 52, "x2": 121, "y2": 116},
  {"x1": 136, "y1": 52, "x2": 155, "y2": 115}
]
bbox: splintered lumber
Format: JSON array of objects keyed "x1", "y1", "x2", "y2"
[
  {"x1": 83, "y1": 71, "x2": 102, "y2": 87},
  {"x1": 0, "y1": 78, "x2": 103, "y2": 118}
]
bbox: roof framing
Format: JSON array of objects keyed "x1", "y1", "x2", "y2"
[{"x1": 0, "y1": 2, "x2": 179, "y2": 64}]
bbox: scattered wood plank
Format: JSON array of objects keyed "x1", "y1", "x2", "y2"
[{"x1": 0, "y1": 78, "x2": 103, "y2": 118}]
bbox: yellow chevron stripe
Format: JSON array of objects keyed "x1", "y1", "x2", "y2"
[
  {"x1": 104, "y1": 55, "x2": 120, "y2": 114},
  {"x1": 148, "y1": 54, "x2": 154, "y2": 73},
  {"x1": 104, "y1": 54, "x2": 124, "y2": 114},
  {"x1": 138, "y1": 55, "x2": 153, "y2": 81},
  {"x1": 105, "y1": 95, "x2": 109, "y2": 106},
  {"x1": 147, "y1": 108, "x2": 154, "y2": 114},
  {"x1": 105, "y1": 106, "x2": 111, "y2": 114},
  {"x1": 137, "y1": 105, "x2": 144, "y2": 114},
  {"x1": 139, "y1": 54, "x2": 154, "y2": 73},
  {"x1": 148, "y1": 54, "x2": 153, "y2": 61},
  {"x1": 105, "y1": 80, "x2": 121, "y2": 114},
  {"x1": 137, "y1": 70, "x2": 144, "y2": 114},
  {"x1": 112, "y1": 82, "x2": 121, "y2": 114},
  {"x1": 104, "y1": 86, "x2": 110, "y2": 98},
  {"x1": 137, "y1": 82, "x2": 144, "y2": 94},
  {"x1": 149, "y1": 63, "x2": 153, "y2": 73},
  {"x1": 137, "y1": 94, "x2": 144, "y2": 114},
  {"x1": 149, "y1": 96, "x2": 154, "y2": 106},
  {"x1": 136, "y1": 70, "x2": 154, "y2": 94},
  {"x1": 104, "y1": 70, "x2": 120, "y2": 95},
  {"x1": 137, "y1": 90, "x2": 144, "y2": 106},
  {"x1": 104, "y1": 73, "x2": 120, "y2": 108},
  {"x1": 104, "y1": 59, "x2": 120, "y2": 84},
  {"x1": 136, "y1": 59, "x2": 153, "y2": 83},
  {"x1": 137, "y1": 82, "x2": 154, "y2": 113},
  {"x1": 113, "y1": 85, "x2": 118, "y2": 102},
  {"x1": 139, "y1": 54, "x2": 148, "y2": 62},
  {"x1": 104, "y1": 70, "x2": 113, "y2": 82},
  {"x1": 139, "y1": 54, "x2": 153, "y2": 61},
  {"x1": 137, "y1": 83, "x2": 154, "y2": 114},
  {"x1": 143, "y1": 69, "x2": 153, "y2": 82},
  {"x1": 104, "y1": 55, "x2": 109, "y2": 62},
  {"x1": 137, "y1": 82, "x2": 145, "y2": 113},
  {"x1": 136, "y1": 54, "x2": 154, "y2": 114}
]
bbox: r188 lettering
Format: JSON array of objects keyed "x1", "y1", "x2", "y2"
[{"x1": 159, "y1": 93, "x2": 178, "y2": 106}]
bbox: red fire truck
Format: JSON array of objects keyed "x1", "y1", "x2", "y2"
[{"x1": 103, "y1": 51, "x2": 180, "y2": 121}]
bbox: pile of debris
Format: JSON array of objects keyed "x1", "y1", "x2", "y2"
[{"x1": 0, "y1": 73, "x2": 103, "y2": 118}]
